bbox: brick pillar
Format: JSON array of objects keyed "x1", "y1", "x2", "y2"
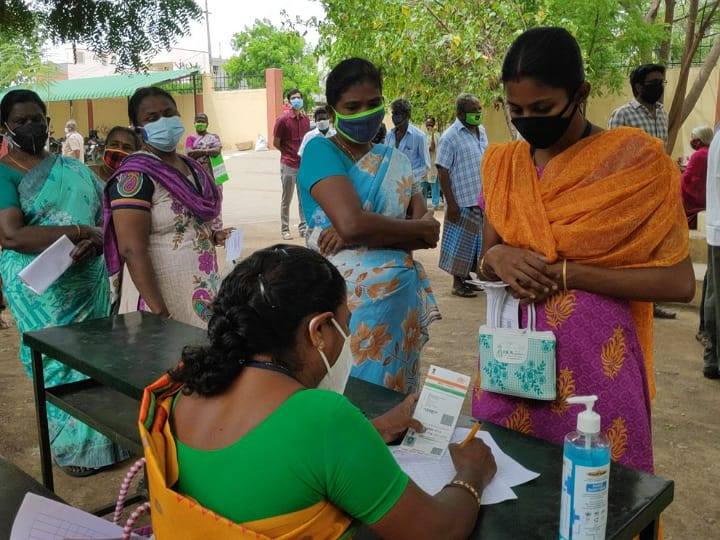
[
  {"x1": 86, "y1": 99, "x2": 94, "y2": 131},
  {"x1": 266, "y1": 68, "x2": 284, "y2": 149}
]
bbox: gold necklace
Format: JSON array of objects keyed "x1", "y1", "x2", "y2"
[
  {"x1": 5, "y1": 152, "x2": 30, "y2": 172},
  {"x1": 333, "y1": 135, "x2": 369, "y2": 162}
]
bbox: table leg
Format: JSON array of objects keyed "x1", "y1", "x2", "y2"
[
  {"x1": 639, "y1": 518, "x2": 660, "y2": 540},
  {"x1": 31, "y1": 348, "x2": 54, "y2": 491}
]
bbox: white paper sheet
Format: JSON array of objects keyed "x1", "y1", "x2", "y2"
[
  {"x1": 392, "y1": 428, "x2": 539, "y2": 505},
  {"x1": 18, "y1": 235, "x2": 75, "y2": 295},
  {"x1": 478, "y1": 281, "x2": 520, "y2": 329},
  {"x1": 224, "y1": 227, "x2": 244, "y2": 267},
  {"x1": 399, "y1": 365, "x2": 470, "y2": 458},
  {"x1": 10, "y1": 492, "x2": 135, "y2": 540}
]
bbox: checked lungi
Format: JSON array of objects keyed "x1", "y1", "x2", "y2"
[{"x1": 439, "y1": 206, "x2": 483, "y2": 278}]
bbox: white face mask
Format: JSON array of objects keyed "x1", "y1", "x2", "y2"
[
  {"x1": 314, "y1": 317, "x2": 353, "y2": 394},
  {"x1": 317, "y1": 119, "x2": 330, "y2": 132}
]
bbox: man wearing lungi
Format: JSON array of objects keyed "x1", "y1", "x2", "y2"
[{"x1": 436, "y1": 93, "x2": 487, "y2": 297}]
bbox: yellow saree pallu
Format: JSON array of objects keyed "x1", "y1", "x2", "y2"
[
  {"x1": 481, "y1": 127, "x2": 689, "y2": 400},
  {"x1": 138, "y1": 374, "x2": 353, "y2": 539}
]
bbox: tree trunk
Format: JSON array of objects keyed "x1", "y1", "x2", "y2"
[
  {"x1": 666, "y1": 0, "x2": 699, "y2": 152},
  {"x1": 645, "y1": 0, "x2": 662, "y2": 23},
  {"x1": 659, "y1": 0, "x2": 676, "y2": 64}
]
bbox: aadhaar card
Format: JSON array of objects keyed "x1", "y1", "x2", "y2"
[{"x1": 400, "y1": 365, "x2": 471, "y2": 458}]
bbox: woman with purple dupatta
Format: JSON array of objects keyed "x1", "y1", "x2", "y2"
[{"x1": 103, "y1": 87, "x2": 232, "y2": 328}]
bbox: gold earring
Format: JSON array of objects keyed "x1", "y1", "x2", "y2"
[{"x1": 318, "y1": 341, "x2": 325, "y2": 350}]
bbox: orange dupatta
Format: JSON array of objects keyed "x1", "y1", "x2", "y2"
[
  {"x1": 138, "y1": 374, "x2": 354, "y2": 539},
  {"x1": 481, "y1": 127, "x2": 689, "y2": 398}
]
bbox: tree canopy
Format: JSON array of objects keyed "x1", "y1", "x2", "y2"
[
  {"x1": 316, "y1": 0, "x2": 668, "y2": 130},
  {"x1": 224, "y1": 18, "x2": 321, "y2": 105},
  {"x1": 0, "y1": 0, "x2": 202, "y2": 71}
]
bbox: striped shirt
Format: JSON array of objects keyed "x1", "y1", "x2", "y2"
[
  {"x1": 435, "y1": 119, "x2": 487, "y2": 207},
  {"x1": 608, "y1": 99, "x2": 668, "y2": 145}
]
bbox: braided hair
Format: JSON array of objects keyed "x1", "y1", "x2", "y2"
[{"x1": 169, "y1": 245, "x2": 347, "y2": 396}]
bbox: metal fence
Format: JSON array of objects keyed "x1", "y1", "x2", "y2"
[
  {"x1": 213, "y1": 73, "x2": 265, "y2": 91},
  {"x1": 159, "y1": 73, "x2": 201, "y2": 95}
]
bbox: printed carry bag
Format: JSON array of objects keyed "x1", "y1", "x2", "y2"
[
  {"x1": 210, "y1": 154, "x2": 229, "y2": 184},
  {"x1": 478, "y1": 285, "x2": 556, "y2": 400}
]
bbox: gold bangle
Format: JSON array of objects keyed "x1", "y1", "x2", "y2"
[
  {"x1": 478, "y1": 255, "x2": 487, "y2": 278},
  {"x1": 74, "y1": 225, "x2": 82, "y2": 241},
  {"x1": 444, "y1": 480, "x2": 481, "y2": 508},
  {"x1": 562, "y1": 259, "x2": 568, "y2": 291}
]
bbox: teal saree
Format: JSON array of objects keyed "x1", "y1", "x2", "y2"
[{"x1": 0, "y1": 155, "x2": 128, "y2": 469}]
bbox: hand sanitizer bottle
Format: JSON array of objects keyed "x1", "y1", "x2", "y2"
[{"x1": 559, "y1": 395, "x2": 610, "y2": 540}]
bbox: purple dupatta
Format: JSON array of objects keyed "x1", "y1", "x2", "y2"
[{"x1": 102, "y1": 152, "x2": 222, "y2": 279}]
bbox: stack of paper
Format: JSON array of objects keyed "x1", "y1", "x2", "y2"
[
  {"x1": 392, "y1": 427, "x2": 539, "y2": 505},
  {"x1": 18, "y1": 235, "x2": 75, "y2": 295},
  {"x1": 11, "y1": 492, "x2": 144, "y2": 539}
]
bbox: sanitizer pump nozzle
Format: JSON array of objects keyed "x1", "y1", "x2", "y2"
[{"x1": 566, "y1": 395, "x2": 600, "y2": 435}]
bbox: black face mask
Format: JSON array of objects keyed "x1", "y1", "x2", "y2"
[
  {"x1": 5, "y1": 122, "x2": 48, "y2": 155},
  {"x1": 511, "y1": 99, "x2": 577, "y2": 149},
  {"x1": 639, "y1": 81, "x2": 664, "y2": 104}
]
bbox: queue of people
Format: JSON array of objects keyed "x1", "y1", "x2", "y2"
[{"x1": 0, "y1": 22, "x2": 712, "y2": 539}]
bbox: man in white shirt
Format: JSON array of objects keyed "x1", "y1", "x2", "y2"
[
  {"x1": 298, "y1": 107, "x2": 336, "y2": 157},
  {"x1": 702, "y1": 124, "x2": 720, "y2": 378},
  {"x1": 61, "y1": 119, "x2": 85, "y2": 163}
]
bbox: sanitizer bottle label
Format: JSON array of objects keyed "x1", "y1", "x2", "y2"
[{"x1": 569, "y1": 463, "x2": 609, "y2": 539}]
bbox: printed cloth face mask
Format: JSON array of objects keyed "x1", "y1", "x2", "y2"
[
  {"x1": 4, "y1": 121, "x2": 48, "y2": 155},
  {"x1": 142, "y1": 116, "x2": 185, "y2": 152},
  {"x1": 511, "y1": 98, "x2": 577, "y2": 149},
  {"x1": 333, "y1": 103, "x2": 386, "y2": 144},
  {"x1": 103, "y1": 148, "x2": 130, "y2": 170},
  {"x1": 314, "y1": 317, "x2": 353, "y2": 394}
]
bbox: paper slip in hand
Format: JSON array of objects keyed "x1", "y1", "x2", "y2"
[
  {"x1": 482, "y1": 281, "x2": 520, "y2": 329},
  {"x1": 18, "y1": 235, "x2": 75, "y2": 295},
  {"x1": 399, "y1": 365, "x2": 470, "y2": 458},
  {"x1": 225, "y1": 227, "x2": 244, "y2": 267},
  {"x1": 392, "y1": 428, "x2": 539, "y2": 505},
  {"x1": 11, "y1": 492, "x2": 143, "y2": 540}
]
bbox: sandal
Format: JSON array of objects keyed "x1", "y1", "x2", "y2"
[
  {"x1": 59, "y1": 464, "x2": 108, "y2": 478},
  {"x1": 451, "y1": 285, "x2": 477, "y2": 298}
]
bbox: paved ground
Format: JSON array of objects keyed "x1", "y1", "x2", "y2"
[{"x1": 0, "y1": 149, "x2": 717, "y2": 538}]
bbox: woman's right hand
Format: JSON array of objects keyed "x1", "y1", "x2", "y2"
[
  {"x1": 419, "y1": 210, "x2": 440, "y2": 247},
  {"x1": 448, "y1": 438, "x2": 497, "y2": 490},
  {"x1": 484, "y1": 245, "x2": 559, "y2": 302},
  {"x1": 78, "y1": 225, "x2": 104, "y2": 253}
]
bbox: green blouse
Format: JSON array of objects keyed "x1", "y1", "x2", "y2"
[{"x1": 172, "y1": 389, "x2": 408, "y2": 526}]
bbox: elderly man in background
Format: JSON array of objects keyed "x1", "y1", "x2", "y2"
[
  {"x1": 61, "y1": 119, "x2": 85, "y2": 163},
  {"x1": 436, "y1": 93, "x2": 487, "y2": 298}
]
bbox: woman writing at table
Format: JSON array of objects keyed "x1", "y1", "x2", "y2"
[
  {"x1": 473, "y1": 27, "x2": 694, "y2": 473},
  {"x1": 0, "y1": 89, "x2": 128, "y2": 477},
  {"x1": 140, "y1": 245, "x2": 496, "y2": 539}
]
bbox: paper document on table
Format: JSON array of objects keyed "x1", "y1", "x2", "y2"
[
  {"x1": 18, "y1": 235, "x2": 75, "y2": 295},
  {"x1": 10, "y1": 492, "x2": 143, "y2": 539},
  {"x1": 392, "y1": 428, "x2": 539, "y2": 505},
  {"x1": 399, "y1": 365, "x2": 470, "y2": 458},
  {"x1": 225, "y1": 227, "x2": 244, "y2": 267}
]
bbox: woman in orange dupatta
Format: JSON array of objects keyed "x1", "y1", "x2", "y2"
[{"x1": 472, "y1": 28, "x2": 694, "y2": 473}]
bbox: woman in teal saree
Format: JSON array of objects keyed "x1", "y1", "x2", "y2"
[{"x1": 0, "y1": 90, "x2": 128, "y2": 476}]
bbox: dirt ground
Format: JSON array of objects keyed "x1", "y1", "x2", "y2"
[{"x1": 1, "y1": 150, "x2": 718, "y2": 538}]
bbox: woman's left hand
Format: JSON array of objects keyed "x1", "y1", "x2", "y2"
[
  {"x1": 212, "y1": 227, "x2": 236, "y2": 247},
  {"x1": 372, "y1": 394, "x2": 425, "y2": 443},
  {"x1": 318, "y1": 226, "x2": 345, "y2": 257},
  {"x1": 70, "y1": 239, "x2": 98, "y2": 263}
]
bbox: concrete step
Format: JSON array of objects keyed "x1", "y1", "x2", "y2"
[
  {"x1": 690, "y1": 262, "x2": 707, "y2": 308},
  {"x1": 689, "y1": 230, "x2": 707, "y2": 264}
]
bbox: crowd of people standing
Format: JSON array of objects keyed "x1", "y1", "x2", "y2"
[{"x1": 0, "y1": 22, "x2": 713, "y2": 538}]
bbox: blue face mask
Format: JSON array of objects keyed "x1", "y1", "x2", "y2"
[
  {"x1": 334, "y1": 104, "x2": 386, "y2": 144},
  {"x1": 142, "y1": 116, "x2": 185, "y2": 152},
  {"x1": 290, "y1": 97, "x2": 304, "y2": 110}
]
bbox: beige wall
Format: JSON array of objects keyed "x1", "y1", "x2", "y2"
[
  {"x1": 202, "y1": 89, "x2": 267, "y2": 151},
  {"x1": 483, "y1": 65, "x2": 720, "y2": 160}
]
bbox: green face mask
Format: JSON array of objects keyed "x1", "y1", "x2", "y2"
[
  {"x1": 465, "y1": 112, "x2": 482, "y2": 126},
  {"x1": 195, "y1": 122, "x2": 207, "y2": 131}
]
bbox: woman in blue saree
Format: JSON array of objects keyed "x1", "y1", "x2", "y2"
[
  {"x1": 298, "y1": 58, "x2": 441, "y2": 393},
  {"x1": 0, "y1": 90, "x2": 128, "y2": 476}
]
